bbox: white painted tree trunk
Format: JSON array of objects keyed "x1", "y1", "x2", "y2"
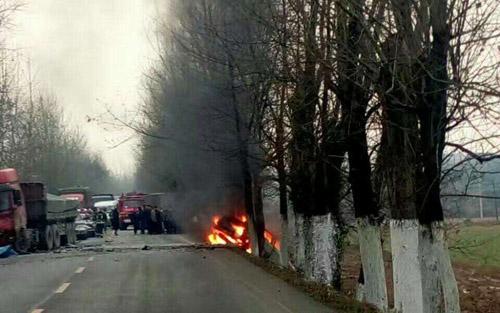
[
  {"x1": 419, "y1": 224, "x2": 443, "y2": 313},
  {"x1": 304, "y1": 214, "x2": 338, "y2": 286},
  {"x1": 247, "y1": 217, "x2": 260, "y2": 256},
  {"x1": 432, "y1": 222, "x2": 461, "y2": 313},
  {"x1": 391, "y1": 220, "x2": 461, "y2": 313},
  {"x1": 279, "y1": 215, "x2": 289, "y2": 267},
  {"x1": 293, "y1": 213, "x2": 306, "y2": 271},
  {"x1": 287, "y1": 209, "x2": 296, "y2": 267},
  {"x1": 357, "y1": 217, "x2": 388, "y2": 311},
  {"x1": 390, "y1": 219, "x2": 425, "y2": 313},
  {"x1": 355, "y1": 281, "x2": 365, "y2": 303}
]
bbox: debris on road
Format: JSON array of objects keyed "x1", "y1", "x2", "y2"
[{"x1": 0, "y1": 245, "x2": 17, "y2": 258}]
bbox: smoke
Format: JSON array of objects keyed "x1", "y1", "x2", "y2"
[{"x1": 134, "y1": 0, "x2": 274, "y2": 239}]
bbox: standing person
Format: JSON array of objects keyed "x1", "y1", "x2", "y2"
[
  {"x1": 111, "y1": 207, "x2": 120, "y2": 236},
  {"x1": 155, "y1": 207, "x2": 164, "y2": 234},
  {"x1": 95, "y1": 208, "x2": 108, "y2": 236},
  {"x1": 139, "y1": 206, "x2": 147, "y2": 234},
  {"x1": 131, "y1": 210, "x2": 139, "y2": 235},
  {"x1": 149, "y1": 206, "x2": 158, "y2": 234}
]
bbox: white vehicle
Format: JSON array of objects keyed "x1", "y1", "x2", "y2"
[
  {"x1": 94, "y1": 199, "x2": 118, "y2": 213},
  {"x1": 75, "y1": 216, "x2": 96, "y2": 239}
]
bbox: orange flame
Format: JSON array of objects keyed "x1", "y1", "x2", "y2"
[
  {"x1": 232, "y1": 224, "x2": 245, "y2": 237},
  {"x1": 207, "y1": 213, "x2": 280, "y2": 253},
  {"x1": 264, "y1": 230, "x2": 281, "y2": 250},
  {"x1": 207, "y1": 233, "x2": 227, "y2": 245},
  {"x1": 212, "y1": 215, "x2": 221, "y2": 225}
]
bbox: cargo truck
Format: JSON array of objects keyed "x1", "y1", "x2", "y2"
[
  {"x1": 0, "y1": 168, "x2": 79, "y2": 253},
  {"x1": 58, "y1": 186, "x2": 92, "y2": 209}
]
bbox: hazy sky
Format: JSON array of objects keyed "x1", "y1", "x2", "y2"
[{"x1": 9, "y1": 0, "x2": 165, "y2": 174}]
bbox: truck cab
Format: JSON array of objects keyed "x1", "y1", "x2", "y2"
[
  {"x1": 0, "y1": 169, "x2": 27, "y2": 250},
  {"x1": 118, "y1": 193, "x2": 145, "y2": 230},
  {"x1": 0, "y1": 169, "x2": 79, "y2": 252}
]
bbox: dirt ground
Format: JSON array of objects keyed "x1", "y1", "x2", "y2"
[{"x1": 341, "y1": 247, "x2": 500, "y2": 313}]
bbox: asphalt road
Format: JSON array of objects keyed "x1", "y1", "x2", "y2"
[{"x1": 0, "y1": 232, "x2": 331, "y2": 313}]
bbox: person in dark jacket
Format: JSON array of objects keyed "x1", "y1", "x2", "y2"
[
  {"x1": 111, "y1": 207, "x2": 120, "y2": 236},
  {"x1": 131, "y1": 210, "x2": 140, "y2": 235},
  {"x1": 138, "y1": 207, "x2": 146, "y2": 234},
  {"x1": 149, "y1": 206, "x2": 158, "y2": 234},
  {"x1": 144, "y1": 205, "x2": 153, "y2": 234},
  {"x1": 95, "y1": 209, "x2": 108, "y2": 236},
  {"x1": 155, "y1": 208, "x2": 164, "y2": 234}
]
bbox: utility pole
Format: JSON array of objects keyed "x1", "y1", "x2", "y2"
[
  {"x1": 493, "y1": 181, "x2": 499, "y2": 222},
  {"x1": 479, "y1": 177, "x2": 484, "y2": 219}
]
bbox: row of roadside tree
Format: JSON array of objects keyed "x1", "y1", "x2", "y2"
[{"x1": 136, "y1": 1, "x2": 500, "y2": 312}]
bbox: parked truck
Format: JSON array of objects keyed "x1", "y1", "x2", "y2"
[
  {"x1": 118, "y1": 192, "x2": 146, "y2": 230},
  {"x1": 58, "y1": 186, "x2": 92, "y2": 210},
  {"x1": 143, "y1": 193, "x2": 168, "y2": 209},
  {"x1": 0, "y1": 168, "x2": 79, "y2": 253}
]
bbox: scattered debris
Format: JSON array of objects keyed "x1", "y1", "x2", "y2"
[{"x1": 0, "y1": 246, "x2": 17, "y2": 258}]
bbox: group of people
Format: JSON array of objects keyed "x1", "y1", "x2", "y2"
[
  {"x1": 131, "y1": 206, "x2": 164, "y2": 235},
  {"x1": 109, "y1": 205, "x2": 176, "y2": 236}
]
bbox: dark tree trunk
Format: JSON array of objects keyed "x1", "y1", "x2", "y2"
[
  {"x1": 289, "y1": 1, "x2": 319, "y2": 217},
  {"x1": 252, "y1": 174, "x2": 266, "y2": 254},
  {"x1": 227, "y1": 58, "x2": 265, "y2": 254},
  {"x1": 276, "y1": 87, "x2": 288, "y2": 219},
  {"x1": 416, "y1": 15, "x2": 450, "y2": 225}
]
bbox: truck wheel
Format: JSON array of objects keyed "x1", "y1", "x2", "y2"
[
  {"x1": 60, "y1": 223, "x2": 70, "y2": 246},
  {"x1": 41, "y1": 225, "x2": 54, "y2": 251},
  {"x1": 14, "y1": 228, "x2": 30, "y2": 254},
  {"x1": 52, "y1": 225, "x2": 61, "y2": 249},
  {"x1": 68, "y1": 223, "x2": 77, "y2": 245}
]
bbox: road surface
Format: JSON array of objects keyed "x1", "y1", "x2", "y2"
[{"x1": 0, "y1": 232, "x2": 331, "y2": 313}]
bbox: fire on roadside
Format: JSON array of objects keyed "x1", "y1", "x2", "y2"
[{"x1": 207, "y1": 213, "x2": 280, "y2": 253}]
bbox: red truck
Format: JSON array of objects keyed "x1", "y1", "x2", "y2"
[
  {"x1": 118, "y1": 192, "x2": 146, "y2": 230},
  {"x1": 0, "y1": 168, "x2": 79, "y2": 252},
  {"x1": 58, "y1": 186, "x2": 96, "y2": 223},
  {"x1": 58, "y1": 186, "x2": 91, "y2": 210}
]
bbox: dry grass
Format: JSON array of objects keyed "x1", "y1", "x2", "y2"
[
  {"x1": 233, "y1": 249, "x2": 379, "y2": 313},
  {"x1": 232, "y1": 221, "x2": 500, "y2": 313}
]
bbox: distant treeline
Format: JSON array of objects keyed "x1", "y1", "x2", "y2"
[
  {"x1": 443, "y1": 157, "x2": 500, "y2": 218},
  {"x1": 0, "y1": 54, "x2": 117, "y2": 194}
]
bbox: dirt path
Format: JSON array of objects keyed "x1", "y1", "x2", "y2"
[{"x1": 341, "y1": 247, "x2": 500, "y2": 313}]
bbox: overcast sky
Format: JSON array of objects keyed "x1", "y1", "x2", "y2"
[{"x1": 8, "y1": 0, "x2": 165, "y2": 175}]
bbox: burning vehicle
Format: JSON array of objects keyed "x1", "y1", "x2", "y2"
[{"x1": 207, "y1": 213, "x2": 279, "y2": 254}]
